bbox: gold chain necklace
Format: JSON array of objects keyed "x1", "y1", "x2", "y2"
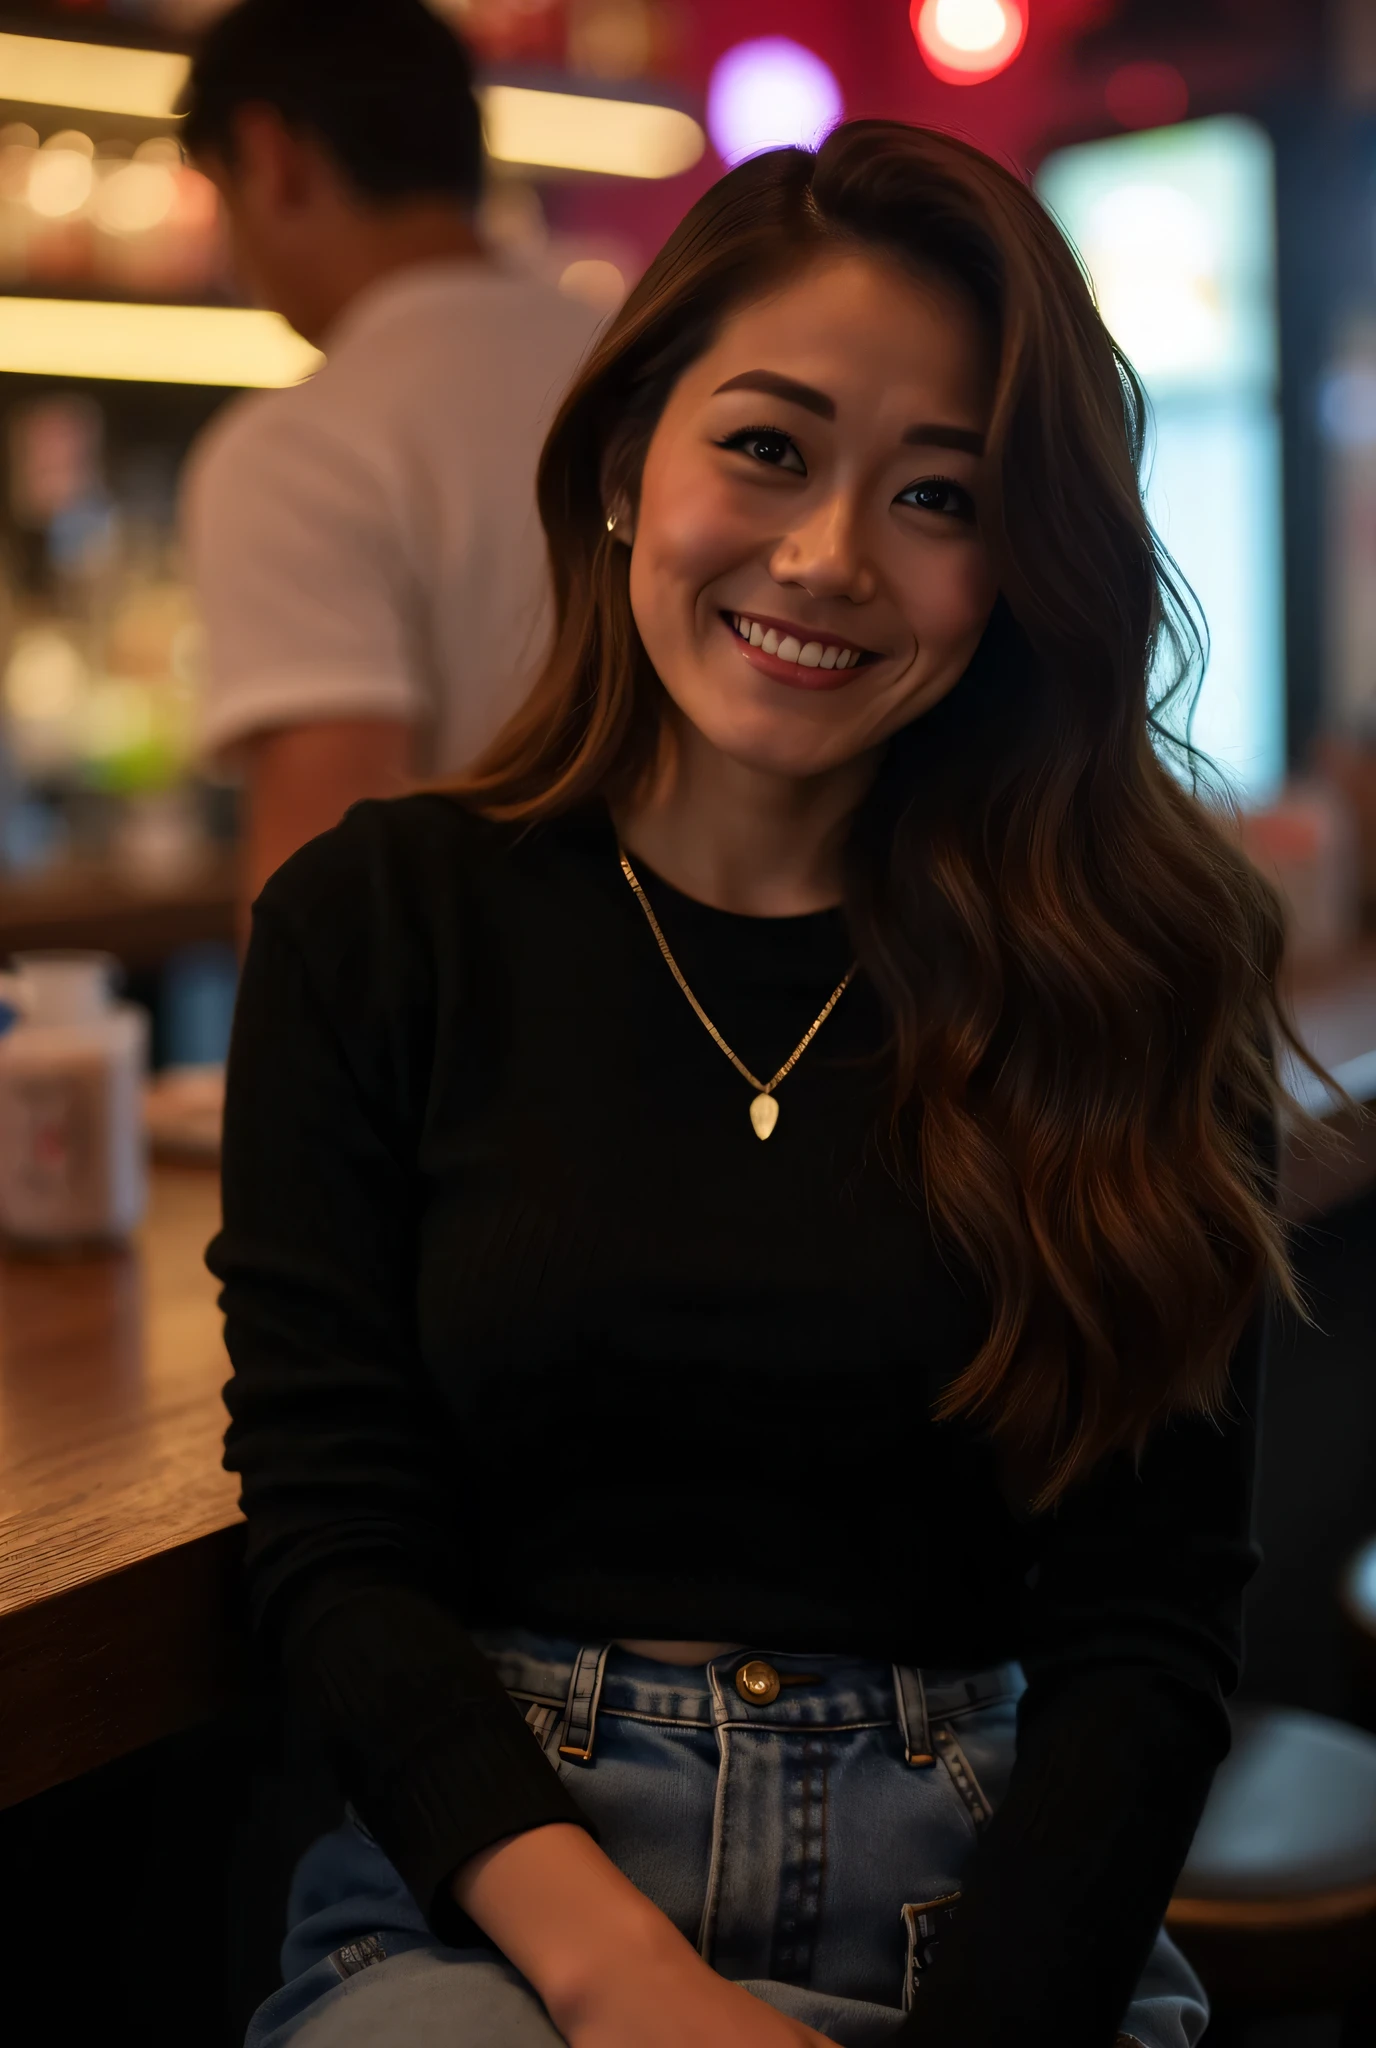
[{"x1": 618, "y1": 850, "x2": 856, "y2": 1141}]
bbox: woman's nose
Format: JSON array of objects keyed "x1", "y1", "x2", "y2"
[{"x1": 769, "y1": 494, "x2": 877, "y2": 605}]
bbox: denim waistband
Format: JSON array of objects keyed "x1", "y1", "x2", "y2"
[{"x1": 472, "y1": 1629, "x2": 1023, "y2": 1766}]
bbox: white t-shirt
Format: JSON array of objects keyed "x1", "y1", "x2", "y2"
[{"x1": 183, "y1": 263, "x2": 603, "y2": 774}]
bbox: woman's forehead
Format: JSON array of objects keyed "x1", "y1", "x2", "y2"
[{"x1": 684, "y1": 253, "x2": 994, "y2": 429}]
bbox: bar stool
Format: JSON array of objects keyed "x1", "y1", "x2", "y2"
[{"x1": 1165, "y1": 1703, "x2": 1376, "y2": 2046}]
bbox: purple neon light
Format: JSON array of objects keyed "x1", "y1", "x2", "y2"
[{"x1": 707, "y1": 37, "x2": 844, "y2": 167}]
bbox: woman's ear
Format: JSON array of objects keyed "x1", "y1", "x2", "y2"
[
  {"x1": 604, "y1": 496, "x2": 635, "y2": 545},
  {"x1": 600, "y1": 418, "x2": 645, "y2": 547}
]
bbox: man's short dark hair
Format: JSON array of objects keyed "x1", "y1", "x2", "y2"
[{"x1": 182, "y1": 0, "x2": 483, "y2": 207}]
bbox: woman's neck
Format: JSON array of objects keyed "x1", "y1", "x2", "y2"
[{"x1": 613, "y1": 717, "x2": 875, "y2": 917}]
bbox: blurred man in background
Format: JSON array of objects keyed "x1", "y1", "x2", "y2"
[{"x1": 181, "y1": 0, "x2": 601, "y2": 914}]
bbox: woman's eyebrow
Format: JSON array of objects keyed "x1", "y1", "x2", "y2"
[
  {"x1": 902, "y1": 423, "x2": 985, "y2": 454},
  {"x1": 712, "y1": 372, "x2": 985, "y2": 456},
  {"x1": 712, "y1": 370, "x2": 835, "y2": 418}
]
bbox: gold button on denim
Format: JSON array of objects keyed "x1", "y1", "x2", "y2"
[{"x1": 736, "y1": 1658, "x2": 781, "y2": 1705}]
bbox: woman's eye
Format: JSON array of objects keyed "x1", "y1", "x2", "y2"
[
  {"x1": 897, "y1": 476, "x2": 976, "y2": 521},
  {"x1": 719, "y1": 427, "x2": 807, "y2": 475}
]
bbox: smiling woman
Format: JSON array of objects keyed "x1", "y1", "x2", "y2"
[
  {"x1": 215, "y1": 122, "x2": 1319, "y2": 2048},
  {"x1": 619, "y1": 256, "x2": 996, "y2": 793},
  {"x1": 465, "y1": 129, "x2": 1302, "y2": 1479}
]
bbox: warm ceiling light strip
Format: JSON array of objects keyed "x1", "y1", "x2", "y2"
[
  {"x1": 480, "y1": 84, "x2": 704, "y2": 179},
  {"x1": 0, "y1": 32, "x2": 705, "y2": 183},
  {"x1": 0, "y1": 298, "x2": 321, "y2": 387},
  {"x1": 0, "y1": 32, "x2": 190, "y2": 119}
]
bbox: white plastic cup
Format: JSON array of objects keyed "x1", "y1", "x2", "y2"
[{"x1": 0, "y1": 950, "x2": 148, "y2": 1247}]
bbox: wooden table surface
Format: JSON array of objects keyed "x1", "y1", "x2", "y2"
[
  {"x1": 0, "y1": 1164, "x2": 241, "y2": 1811},
  {"x1": 0, "y1": 961, "x2": 1373, "y2": 1817}
]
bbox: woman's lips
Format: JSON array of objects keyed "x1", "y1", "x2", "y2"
[{"x1": 722, "y1": 610, "x2": 877, "y2": 691}]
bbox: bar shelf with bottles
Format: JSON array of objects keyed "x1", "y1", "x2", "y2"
[
  {"x1": 0, "y1": 0, "x2": 697, "y2": 1080},
  {"x1": 0, "y1": 16, "x2": 235, "y2": 1073}
]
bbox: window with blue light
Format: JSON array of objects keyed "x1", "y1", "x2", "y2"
[{"x1": 1037, "y1": 117, "x2": 1285, "y2": 805}]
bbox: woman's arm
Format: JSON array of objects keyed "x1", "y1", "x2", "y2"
[
  {"x1": 453, "y1": 1825, "x2": 834, "y2": 2048},
  {"x1": 903, "y1": 1301, "x2": 1265, "y2": 2048},
  {"x1": 214, "y1": 808, "x2": 586, "y2": 1922},
  {"x1": 215, "y1": 810, "x2": 836, "y2": 2048}
]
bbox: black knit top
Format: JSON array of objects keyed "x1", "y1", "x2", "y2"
[{"x1": 211, "y1": 793, "x2": 1263, "y2": 2048}]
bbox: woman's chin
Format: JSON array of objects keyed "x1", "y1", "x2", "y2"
[
  {"x1": 715, "y1": 736, "x2": 865, "y2": 782},
  {"x1": 676, "y1": 704, "x2": 878, "y2": 784}
]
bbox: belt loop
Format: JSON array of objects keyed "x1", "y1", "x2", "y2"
[
  {"x1": 893, "y1": 1663, "x2": 935, "y2": 1768},
  {"x1": 558, "y1": 1644, "x2": 609, "y2": 1763}
]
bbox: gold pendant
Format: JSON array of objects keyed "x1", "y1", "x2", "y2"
[{"x1": 749, "y1": 1092, "x2": 779, "y2": 1141}]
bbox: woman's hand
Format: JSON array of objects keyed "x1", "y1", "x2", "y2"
[
  {"x1": 453, "y1": 1823, "x2": 833, "y2": 2047},
  {"x1": 563, "y1": 1965, "x2": 836, "y2": 2048}
]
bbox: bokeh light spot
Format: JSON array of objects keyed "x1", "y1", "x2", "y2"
[
  {"x1": 1319, "y1": 367, "x2": 1376, "y2": 450},
  {"x1": 28, "y1": 133, "x2": 95, "y2": 219},
  {"x1": 5, "y1": 627, "x2": 85, "y2": 725},
  {"x1": 95, "y1": 161, "x2": 177, "y2": 235},
  {"x1": 707, "y1": 38, "x2": 843, "y2": 166},
  {"x1": 558, "y1": 258, "x2": 627, "y2": 314},
  {"x1": 911, "y1": 0, "x2": 1027, "y2": 85}
]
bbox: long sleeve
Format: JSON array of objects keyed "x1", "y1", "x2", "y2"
[
  {"x1": 902, "y1": 1303, "x2": 1265, "y2": 2047},
  {"x1": 210, "y1": 819, "x2": 587, "y2": 1926}
]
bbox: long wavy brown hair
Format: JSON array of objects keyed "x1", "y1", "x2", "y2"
[{"x1": 458, "y1": 122, "x2": 1314, "y2": 1505}]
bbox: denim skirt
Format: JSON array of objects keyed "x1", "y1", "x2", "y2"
[{"x1": 246, "y1": 1632, "x2": 1208, "y2": 2048}]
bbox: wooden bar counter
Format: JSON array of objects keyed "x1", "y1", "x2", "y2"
[{"x1": 0, "y1": 1164, "x2": 241, "y2": 1812}]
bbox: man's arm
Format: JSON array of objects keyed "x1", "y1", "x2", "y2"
[
  {"x1": 182, "y1": 401, "x2": 425, "y2": 936},
  {"x1": 240, "y1": 717, "x2": 412, "y2": 935}
]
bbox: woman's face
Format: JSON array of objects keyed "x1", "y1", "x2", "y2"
[{"x1": 625, "y1": 250, "x2": 998, "y2": 781}]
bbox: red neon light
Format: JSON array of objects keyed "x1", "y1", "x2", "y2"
[{"x1": 910, "y1": 0, "x2": 1028, "y2": 87}]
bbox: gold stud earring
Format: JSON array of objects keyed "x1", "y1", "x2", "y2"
[{"x1": 605, "y1": 513, "x2": 617, "y2": 533}]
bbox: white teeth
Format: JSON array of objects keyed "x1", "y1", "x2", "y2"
[{"x1": 732, "y1": 614, "x2": 865, "y2": 670}]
